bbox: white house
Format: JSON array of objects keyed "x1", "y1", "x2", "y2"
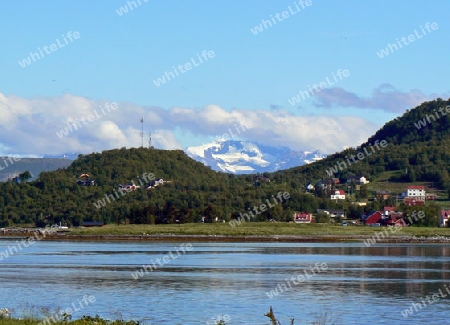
[
  {"x1": 360, "y1": 176, "x2": 369, "y2": 184},
  {"x1": 330, "y1": 190, "x2": 346, "y2": 200},
  {"x1": 306, "y1": 183, "x2": 315, "y2": 191},
  {"x1": 407, "y1": 185, "x2": 426, "y2": 201},
  {"x1": 346, "y1": 176, "x2": 369, "y2": 185}
]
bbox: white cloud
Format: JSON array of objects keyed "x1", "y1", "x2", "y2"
[
  {"x1": 152, "y1": 130, "x2": 182, "y2": 150},
  {"x1": 0, "y1": 92, "x2": 379, "y2": 156}
]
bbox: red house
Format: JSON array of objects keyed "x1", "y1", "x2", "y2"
[
  {"x1": 294, "y1": 212, "x2": 312, "y2": 223},
  {"x1": 386, "y1": 212, "x2": 406, "y2": 227},
  {"x1": 363, "y1": 211, "x2": 383, "y2": 225},
  {"x1": 404, "y1": 198, "x2": 425, "y2": 206},
  {"x1": 441, "y1": 209, "x2": 450, "y2": 227}
]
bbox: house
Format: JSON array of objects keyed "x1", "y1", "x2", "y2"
[
  {"x1": 426, "y1": 194, "x2": 437, "y2": 200},
  {"x1": 147, "y1": 179, "x2": 172, "y2": 190},
  {"x1": 316, "y1": 209, "x2": 329, "y2": 215},
  {"x1": 330, "y1": 190, "x2": 346, "y2": 200},
  {"x1": 118, "y1": 183, "x2": 140, "y2": 191},
  {"x1": 306, "y1": 183, "x2": 315, "y2": 191},
  {"x1": 347, "y1": 176, "x2": 369, "y2": 185},
  {"x1": 318, "y1": 179, "x2": 335, "y2": 190},
  {"x1": 383, "y1": 206, "x2": 396, "y2": 215},
  {"x1": 294, "y1": 212, "x2": 312, "y2": 223},
  {"x1": 332, "y1": 178, "x2": 340, "y2": 184},
  {"x1": 376, "y1": 190, "x2": 391, "y2": 200},
  {"x1": 441, "y1": 209, "x2": 450, "y2": 227},
  {"x1": 329, "y1": 210, "x2": 345, "y2": 218},
  {"x1": 385, "y1": 212, "x2": 406, "y2": 227},
  {"x1": 359, "y1": 176, "x2": 369, "y2": 184},
  {"x1": 406, "y1": 185, "x2": 426, "y2": 201},
  {"x1": 404, "y1": 197, "x2": 425, "y2": 206},
  {"x1": 362, "y1": 211, "x2": 383, "y2": 225},
  {"x1": 316, "y1": 209, "x2": 345, "y2": 218}
]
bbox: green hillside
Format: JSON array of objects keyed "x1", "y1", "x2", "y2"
[
  {"x1": 0, "y1": 148, "x2": 304, "y2": 227},
  {"x1": 282, "y1": 97, "x2": 450, "y2": 192},
  {"x1": 1, "y1": 98, "x2": 450, "y2": 228}
]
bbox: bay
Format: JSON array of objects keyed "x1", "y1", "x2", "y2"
[{"x1": 0, "y1": 240, "x2": 449, "y2": 324}]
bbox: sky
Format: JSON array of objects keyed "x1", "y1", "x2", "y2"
[{"x1": 1, "y1": 0, "x2": 449, "y2": 157}]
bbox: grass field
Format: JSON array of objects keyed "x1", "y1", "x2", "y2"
[{"x1": 64, "y1": 222, "x2": 450, "y2": 238}]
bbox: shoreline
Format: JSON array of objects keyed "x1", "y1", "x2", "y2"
[{"x1": 1, "y1": 233, "x2": 450, "y2": 243}]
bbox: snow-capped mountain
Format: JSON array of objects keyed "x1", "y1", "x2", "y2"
[{"x1": 185, "y1": 140, "x2": 326, "y2": 174}]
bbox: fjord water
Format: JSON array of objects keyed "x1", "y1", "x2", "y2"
[{"x1": 0, "y1": 241, "x2": 449, "y2": 324}]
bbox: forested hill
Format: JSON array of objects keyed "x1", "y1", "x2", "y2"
[
  {"x1": 280, "y1": 98, "x2": 450, "y2": 191},
  {"x1": 366, "y1": 98, "x2": 450, "y2": 145},
  {"x1": 0, "y1": 147, "x2": 308, "y2": 227},
  {"x1": 1, "y1": 98, "x2": 450, "y2": 227}
]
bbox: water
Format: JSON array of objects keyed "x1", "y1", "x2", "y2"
[{"x1": 1, "y1": 240, "x2": 450, "y2": 324}]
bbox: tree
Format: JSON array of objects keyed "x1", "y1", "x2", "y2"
[
  {"x1": 359, "y1": 185, "x2": 368, "y2": 199},
  {"x1": 315, "y1": 212, "x2": 330, "y2": 223},
  {"x1": 19, "y1": 171, "x2": 32, "y2": 183}
]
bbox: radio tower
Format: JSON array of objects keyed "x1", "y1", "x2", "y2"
[
  {"x1": 148, "y1": 132, "x2": 152, "y2": 148},
  {"x1": 140, "y1": 117, "x2": 144, "y2": 148}
]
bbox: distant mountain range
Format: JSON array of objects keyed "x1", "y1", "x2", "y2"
[
  {"x1": 185, "y1": 140, "x2": 326, "y2": 174},
  {"x1": 0, "y1": 157, "x2": 73, "y2": 182}
]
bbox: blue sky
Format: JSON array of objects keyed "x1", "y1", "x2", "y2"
[{"x1": 0, "y1": 0, "x2": 449, "y2": 156}]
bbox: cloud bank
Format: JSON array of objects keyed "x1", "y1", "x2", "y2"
[{"x1": 314, "y1": 83, "x2": 449, "y2": 113}]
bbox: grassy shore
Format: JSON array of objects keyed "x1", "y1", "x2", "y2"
[
  {"x1": 1, "y1": 223, "x2": 449, "y2": 243},
  {"x1": 66, "y1": 222, "x2": 450, "y2": 237},
  {"x1": 30, "y1": 223, "x2": 450, "y2": 243}
]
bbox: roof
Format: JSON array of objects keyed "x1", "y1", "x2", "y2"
[
  {"x1": 294, "y1": 212, "x2": 312, "y2": 221},
  {"x1": 376, "y1": 190, "x2": 391, "y2": 194},
  {"x1": 362, "y1": 211, "x2": 383, "y2": 222},
  {"x1": 295, "y1": 212, "x2": 311, "y2": 216},
  {"x1": 407, "y1": 186, "x2": 425, "y2": 190},
  {"x1": 336, "y1": 190, "x2": 346, "y2": 195},
  {"x1": 441, "y1": 209, "x2": 450, "y2": 219},
  {"x1": 384, "y1": 206, "x2": 396, "y2": 212}
]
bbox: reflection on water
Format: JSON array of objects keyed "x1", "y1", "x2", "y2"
[{"x1": 0, "y1": 241, "x2": 449, "y2": 324}]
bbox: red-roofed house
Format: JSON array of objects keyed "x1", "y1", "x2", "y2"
[
  {"x1": 363, "y1": 211, "x2": 383, "y2": 226},
  {"x1": 426, "y1": 194, "x2": 437, "y2": 200},
  {"x1": 330, "y1": 190, "x2": 346, "y2": 200},
  {"x1": 441, "y1": 209, "x2": 450, "y2": 227},
  {"x1": 404, "y1": 197, "x2": 425, "y2": 206},
  {"x1": 386, "y1": 212, "x2": 406, "y2": 227},
  {"x1": 407, "y1": 186, "x2": 426, "y2": 201},
  {"x1": 383, "y1": 206, "x2": 396, "y2": 216},
  {"x1": 294, "y1": 212, "x2": 312, "y2": 223}
]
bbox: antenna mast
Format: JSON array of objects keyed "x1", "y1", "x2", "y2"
[{"x1": 140, "y1": 117, "x2": 144, "y2": 148}]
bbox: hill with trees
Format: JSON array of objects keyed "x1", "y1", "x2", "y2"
[{"x1": 0, "y1": 98, "x2": 449, "y2": 227}]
